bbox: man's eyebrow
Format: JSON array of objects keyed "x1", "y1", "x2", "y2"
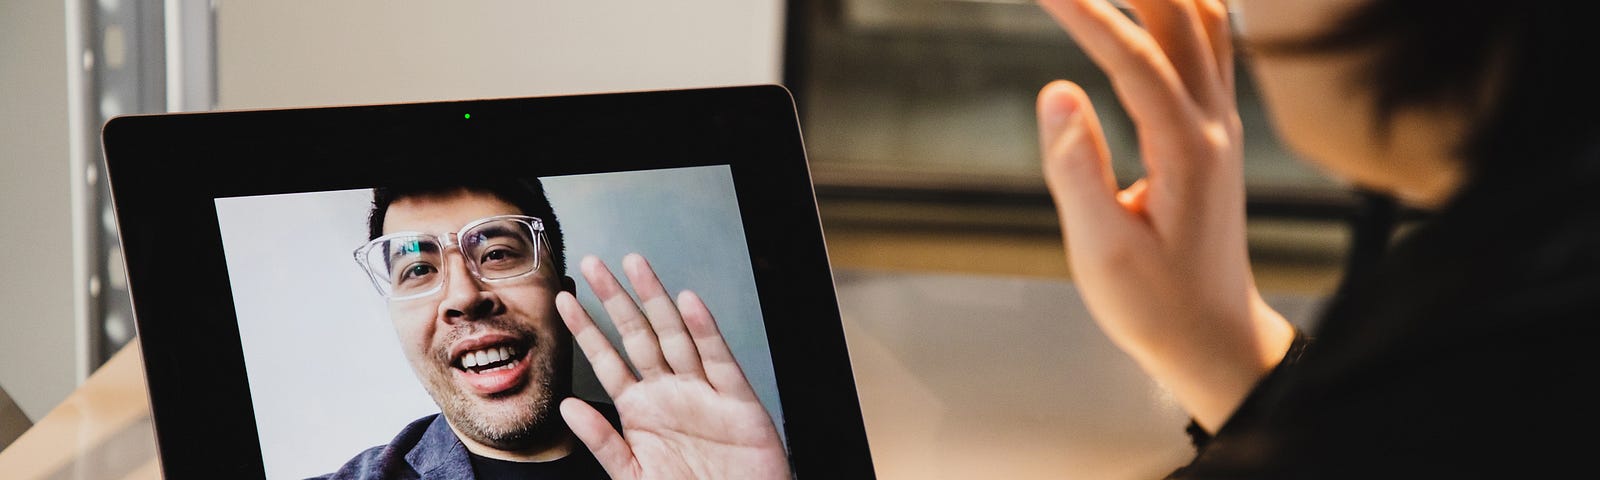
[{"x1": 470, "y1": 224, "x2": 520, "y2": 239}]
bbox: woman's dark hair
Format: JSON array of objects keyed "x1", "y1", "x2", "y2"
[
  {"x1": 367, "y1": 177, "x2": 566, "y2": 275},
  {"x1": 1249, "y1": 1, "x2": 1600, "y2": 181}
]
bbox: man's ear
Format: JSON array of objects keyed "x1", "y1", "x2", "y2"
[{"x1": 560, "y1": 275, "x2": 577, "y2": 294}]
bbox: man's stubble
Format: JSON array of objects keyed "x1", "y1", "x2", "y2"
[{"x1": 417, "y1": 319, "x2": 575, "y2": 451}]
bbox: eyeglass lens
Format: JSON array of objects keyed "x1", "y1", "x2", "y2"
[{"x1": 364, "y1": 218, "x2": 541, "y2": 298}]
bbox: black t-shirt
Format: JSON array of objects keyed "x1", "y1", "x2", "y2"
[
  {"x1": 468, "y1": 401, "x2": 622, "y2": 480},
  {"x1": 468, "y1": 449, "x2": 609, "y2": 480}
]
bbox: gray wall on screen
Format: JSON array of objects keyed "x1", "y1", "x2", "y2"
[
  {"x1": 215, "y1": 165, "x2": 781, "y2": 479},
  {"x1": 217, "y1": 188, "x2": 437, "y2": 480}
]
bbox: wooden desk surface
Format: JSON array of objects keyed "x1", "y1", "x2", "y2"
[{"x1": 0, "y1": 341, "x2": 159, "y2": 480}]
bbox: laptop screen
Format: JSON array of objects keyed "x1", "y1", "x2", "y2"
[{"x1": 214, "y1": 166, "x2": 784, "y2": 478}]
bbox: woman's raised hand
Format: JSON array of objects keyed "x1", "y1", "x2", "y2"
[{"x1": 1035, "y1": 0, "x2": 1295, "y2": 431}]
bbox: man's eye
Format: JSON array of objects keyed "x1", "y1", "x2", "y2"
[
  {"x1": 398, "y1": 263, "x2": 436, "y2": 282},
  {"x1": 480, "y1": 248, "x2": 521, "y2": 264}
]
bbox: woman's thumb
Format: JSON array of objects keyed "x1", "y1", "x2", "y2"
[{"x1": 1038, "y1": 80, "x2": 1126, "y2": 233}]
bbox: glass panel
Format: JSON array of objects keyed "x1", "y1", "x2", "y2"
[{"x1": 791, "y1": 0, "x2": 1349, "y2": 214}]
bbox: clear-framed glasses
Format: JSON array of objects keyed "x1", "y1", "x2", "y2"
[{"x1": 353, "y1": 214, "x2": 549, "y2": 300}]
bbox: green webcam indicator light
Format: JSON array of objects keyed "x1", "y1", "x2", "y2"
[{"x1": 463, "y1": 113, "x2": 471, "y2": 119}]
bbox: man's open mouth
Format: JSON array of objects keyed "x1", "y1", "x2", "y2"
[
  {"x1": 453, "y1": 344, "x2": 529, "y2": 373},
  {"x1": 447, "y1": 335, "x2": 536, "y2": 396}
]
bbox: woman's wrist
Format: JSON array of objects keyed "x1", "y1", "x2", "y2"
[{"x1": 1143, "y1": 296, "x2": 1294, "y2": 433}]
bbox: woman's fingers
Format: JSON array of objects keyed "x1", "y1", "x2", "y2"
[
  {"x1": 1117, "y1": 177, "x2": 1151, "y2": 216},
  {"x1": 557, "y1": 291, "x2": 637, "y2": 393},
  {"x1": 581, "y1": 256, "x2": 672, "y2": 378},
  {"x1": 1197, "y1": 0, "x2": 1235, "y2": 100},
  {"x1": 1123, "y1": 0, "x2": 1226, "y2": 111},
  {"x1": 622, "y1": 253, "x2": 706, "y2": 380},
  {"x1": 1038, "y1": 0, "x2": 1197, "y2": 130}
]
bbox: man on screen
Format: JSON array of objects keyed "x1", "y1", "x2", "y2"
[{"x1": 319, "y1": 178, "x2": 789, "y2": 480}]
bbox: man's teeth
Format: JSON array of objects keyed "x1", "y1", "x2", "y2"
[{"x1": 460, "y1": 346, "x2": 518, "y2": 369}]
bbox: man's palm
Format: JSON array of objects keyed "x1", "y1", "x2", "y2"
[{"x1": 556, "y1": 254, "x2": 789, "y2": 480}]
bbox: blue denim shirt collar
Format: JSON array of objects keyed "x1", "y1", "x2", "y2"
[{"x1": 406, "y1": 414, "x2": 476, "y2": 480}]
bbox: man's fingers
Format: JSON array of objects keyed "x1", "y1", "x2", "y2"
[
  {"x1": 581, "y1": 255, "x2": 672, "y2": 378},
  {"x1": 561, "y1": 398, "x2": 639, "y2": 480},
  {"x1": 1124, "y1": 0, "x2": 1225, "y2": 110},
  {"x1": 622, "y1": 253, "x2": 705, "y2": 380},
  {"x1": 557, "y1": 291, "x2": 637, "y2": 392},
  {"x1": 1038, "y1": 81, "x2": 1134, "y2": 237},
  {"x1": 678, "y1": 290, "x2": 759, "y2": 401}
]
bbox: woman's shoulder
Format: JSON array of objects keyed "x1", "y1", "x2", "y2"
[{"x1": 1407, "y1": 172, "x2": 1600, "y2": 321}]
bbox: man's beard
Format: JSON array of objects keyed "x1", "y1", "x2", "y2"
[
  {"x1": 418, "y1": 320, "x2": 574, "y2": 451},
  {"x1": 445, "y1": 368, "x2": 563, "y2": 450}
]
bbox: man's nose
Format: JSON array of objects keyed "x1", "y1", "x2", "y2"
[{"x1": 437, "y1": 251, "x2": 502, "y2": 322}]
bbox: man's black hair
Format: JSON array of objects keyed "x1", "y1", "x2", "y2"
[{"x1": 367, "y1": 177, "x2": 566, "y2": 275}]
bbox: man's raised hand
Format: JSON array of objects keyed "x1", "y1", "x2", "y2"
[{"x1": 555, "y1": 254, "x2": 789, "y2": 480}]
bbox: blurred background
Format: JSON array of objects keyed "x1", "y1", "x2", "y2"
[{"x1": 1, "y1": 0, "x2": 1357, "y2": 477}]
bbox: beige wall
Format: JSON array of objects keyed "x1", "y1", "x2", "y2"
[
  {"x1": 214, "y1": 0, "x2": 785, "y2": 110},
  {"x1": 0, "y1": 0, "x2": 79, "y2": 421}
]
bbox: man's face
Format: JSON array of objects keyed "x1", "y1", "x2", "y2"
[{"x1": 381, "y1": 189, "x2": 571, "y2": 450}]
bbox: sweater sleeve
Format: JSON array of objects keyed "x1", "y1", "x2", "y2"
[{"x1": 1183, "y1": 328, "x2": 1314, "y2": 451}]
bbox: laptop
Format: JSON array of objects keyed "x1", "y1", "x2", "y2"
[{"x1": 100, "y1": 85, "x2": 874, "y2": 478}]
